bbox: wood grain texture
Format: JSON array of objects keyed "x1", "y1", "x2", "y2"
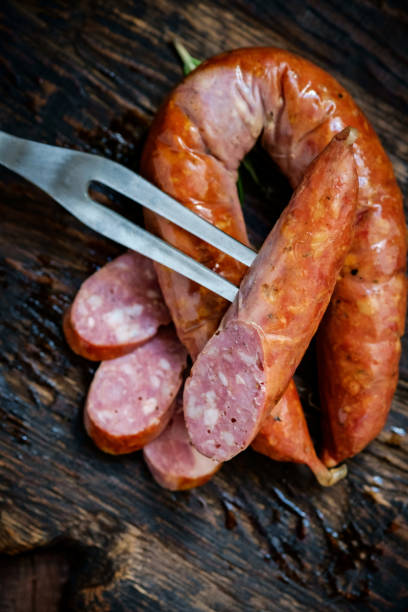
[
  {"x1": 0, "y1": 1, "x2": 407, "y2": 610},
  {"x1": 0, "y1": 549, "x2": 71, "y2": 612}
]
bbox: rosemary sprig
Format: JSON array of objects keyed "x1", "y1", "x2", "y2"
[{"x1": 173, "y1": 39, "x2": 202, "y2": 75}]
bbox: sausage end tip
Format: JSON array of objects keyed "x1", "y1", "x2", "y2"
[
  {"x1": 315, "y1": 463, "x2": 348, "y2": 486},
  {"x1": 336, "y1": 126, "x2": 359, "y2": 146}
]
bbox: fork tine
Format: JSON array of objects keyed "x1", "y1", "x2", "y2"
[
  {"x1": 0, "y1": 130, "x2": 257, "y2": 267},
  {"x1": 90, "y1": 158, "x2": 257, "y2": 267},
  {"x1": 0, "y1": 130, "x2": 242, "y2": 302},
  {"x1": 60, "y1": 197, "x2": 240, "y2": 303}
]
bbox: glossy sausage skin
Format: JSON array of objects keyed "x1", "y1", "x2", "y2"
[
  {"x1": 251, "y1": 380, "x2": 346, "y2": 486},
  {"x1": 184, "y1": 131, "x2": 358, "y2": 462},
  {"x1": 142, "y1": 104, "x2": 249, "y2": 360},
  {"x1": 141, "y1": 47, "x2": 406, "y2": 466}
]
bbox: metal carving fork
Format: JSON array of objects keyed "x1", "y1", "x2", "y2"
[{"x1": 0, "y1": 131, "x2": 257, "y2": 302}]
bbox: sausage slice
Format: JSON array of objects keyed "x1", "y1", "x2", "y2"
[
  {"x1": 85, "y1": 326, "x2": 187, "y2": 454},
  {"x1": 144, "y1": 396, "x2": 221, "y2": 490},
  {"x1": 64, "y1": 252, "x2": 171, "y2": 361}
]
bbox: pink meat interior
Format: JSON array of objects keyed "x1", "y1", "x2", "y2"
[
  {"x1": 184, "y1": 321, "x2": 266, "y2": 461},
  {"x1": 86, "y1": 328, "x2": 186, "y2": 437}
]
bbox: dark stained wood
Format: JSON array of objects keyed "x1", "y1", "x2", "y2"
[
  {"x1": 0, "y1": 549, "x2": 71, "y2": 612},
  {"x1": 0, "y1": 1, "x2": 407, "y2": 610}
]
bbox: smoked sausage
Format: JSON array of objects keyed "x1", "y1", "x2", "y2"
[
  {"x1": 184, "y1": 130, "x2": 358, "y2": 461},
  {"x1": 141, "y1": 47, "x2": 406, "y2": 466}
]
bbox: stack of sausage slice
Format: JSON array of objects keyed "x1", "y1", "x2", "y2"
[{"x1": 64, "y1": 47, "x2": 406, "y2": 490}]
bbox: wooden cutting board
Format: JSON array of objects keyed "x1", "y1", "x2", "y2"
[{"x1": 1, "y1": 1, "x2": 407, "y2": 610}]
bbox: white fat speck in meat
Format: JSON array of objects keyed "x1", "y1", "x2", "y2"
[
  {"x1": 205, "y1": 390, "x2": 216, "y2": 408},
  {"x1": 204, "y1": 408, "x2": 219, "y2": 427},
  {"x1": 104, "y1": 304, "x2": 144, "y2": 327},
  {"x1": 218, "y1": 371, "x2": 228, "y2": 386},
  {"x1": 87, "y1": 294, "x2": 103, "y2": 309},
  {"x1": 187, "y1": 400, "x2": 203, "y2": 419},
  {"x1": 97, "y1": 410, "x2": 113, "y2": 424},
  {"x1": 143, "y1": 398, "x2": 157, "y2": 415},
  {"x1": 238, "y1": 349, "x2": 256, "y2": 366},
  {"x1": 77, "y1": 302, "x2": 87, "y2": 317},
  {"x1": 102, "y1": 381, "x2": 125, "y2": 401},
  {"x1": 121, "y1": 363, "x2": 136, "y2": 377},
  {"x1": 235, "y1": 374, "x2": 245, "y2": 385},
  {"x1": 204, "y1": 344, "x2": 218, "y2": 358},
  {"x1": 203, "y1": 439, "x2": 216, "y2": 454},
  {"x1": 87, "y1": 317, "x2": 95, "y2": 329},
  {"x1": 144, "y1": 326, "x2": 157, "y2": 338},
  {"x1": 221, "y1": 431, "x2": 234, "y2": 446},
  {"x1": 115, "y1": 323, "x2": 141, "y2": 344},
  {"x1": 159, "y1": 358, "x2": 171, "y2": 371},
  {"x1": 151, "y1": 375, "x2": 161, "y2": 389}
]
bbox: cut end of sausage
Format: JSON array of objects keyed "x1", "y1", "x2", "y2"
[
  {"x1": 184, "y1": 321, "x2": 266, "y2": 462},
  {"x1": 335, "y1": 126, "x2": 359, "y2": 146},
  {"x1": 143, "y1": 400, "x2": 221, "y2": 490},
  {"x1": 84, "y1": 326, "x2": 187, "y2": 454}
]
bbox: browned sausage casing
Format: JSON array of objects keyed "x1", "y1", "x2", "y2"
[
  {"x1": 141, "y1": 47, "x2": 406, "y2": 466},
  {"x1": 184, "y1": 130, "x2": 358, "y2": 462}
]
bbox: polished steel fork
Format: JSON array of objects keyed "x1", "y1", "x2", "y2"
[{"x1": 0, "y1": 130, "x2": 256, "y2": 301}]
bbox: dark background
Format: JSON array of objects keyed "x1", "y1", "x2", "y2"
[{"x1": 0, "y1": 1, "x2": 407, "y2": 610}]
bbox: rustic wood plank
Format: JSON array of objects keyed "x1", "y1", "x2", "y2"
[
  {"x1": 0, "y1": 1, "x2": 407, "y2": 610},
  {"x1": 0, "y1": 549, "x2": 71, "y2": 612}
]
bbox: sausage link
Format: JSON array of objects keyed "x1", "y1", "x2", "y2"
[
  {"x1": 84, "y1": 326, "x2": 187, "y2": 454},
  {"x1": 184, "y1": 131, "x2": 358, "y2": 461},
  {"x1": 141, "y1": 47, "x2": 406, "y2": 465},
  {"x1": 141, "y1": 53, "x2": 328, "y2": 483}
]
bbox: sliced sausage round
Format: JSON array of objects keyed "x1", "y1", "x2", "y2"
[
  {"x1": 143, "y1": 396, "x2": 221, "y2": 490},
  {"x1": 84, "y1": 326, "x2": 187, "y2": 454},
  {"x1": 64, "y1": 251, "x2": 171, "y2": 361}
]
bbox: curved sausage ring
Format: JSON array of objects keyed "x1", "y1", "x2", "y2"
[{"x1": 141, "y1": 47, "x2": 406, "y2": 472}]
